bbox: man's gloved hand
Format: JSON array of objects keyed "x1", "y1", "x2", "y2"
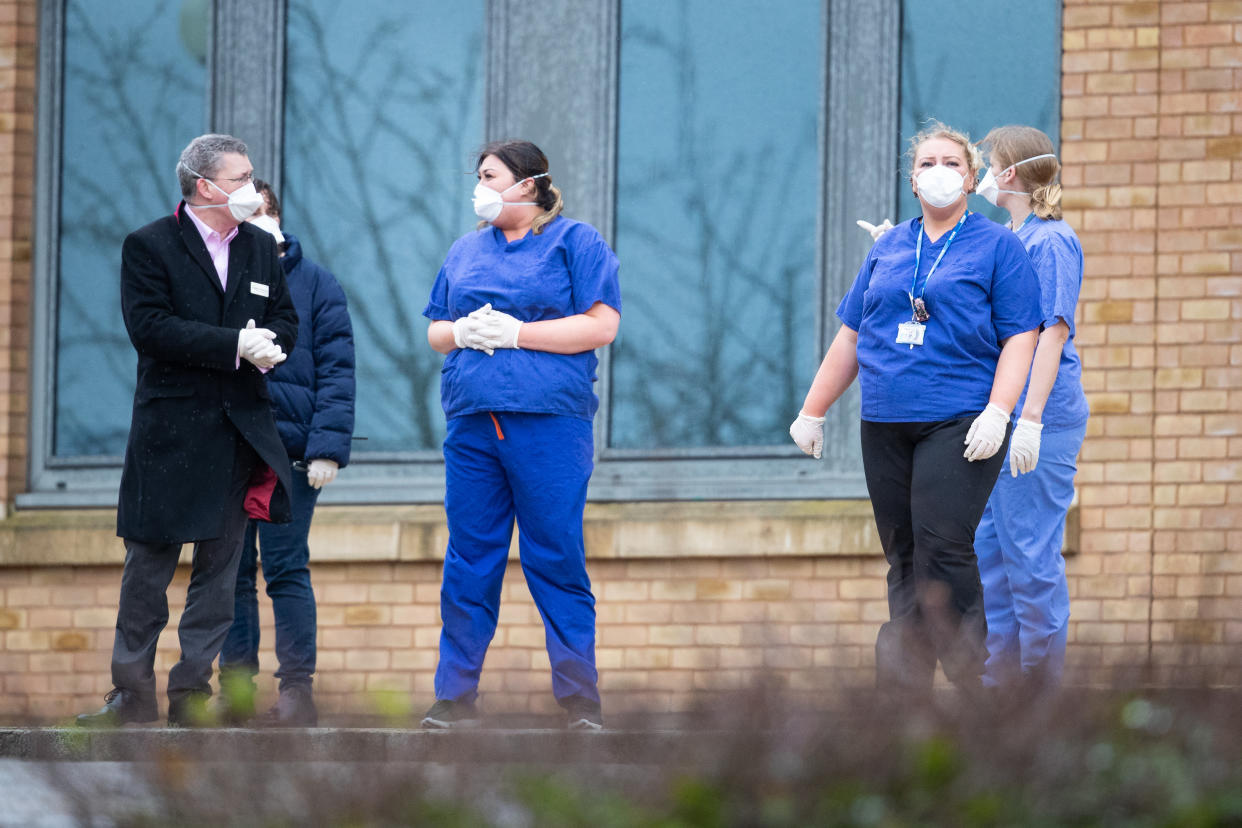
[
  {"x1": 473, "y1": 307, "x2": 523, "y2": 351},
  {"x1": 789, "y1": 411, "x2": 826, "y2": 459},
  {"x1": 856, "y1": 218, "x2": 894, "y2": 242},
  {"x1": 1008, "y1": 418, "x2": 1043, "y2": 477},
  {"x1": 452, "y1": 304, "x2": 501, "y2": 356},
  {"x1": 963, "y1": 403, "x2": 1011, "y2": 462},
  {"x1": 239, "y1": 319, "x2": 286, "y2": 369},
  {"x1": 306, "y1": 458, "x2": 339, "y2": 489}
]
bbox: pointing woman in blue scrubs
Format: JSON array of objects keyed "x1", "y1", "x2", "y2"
[
  {"x1": 790, "y1": 122, "x2": 1042, "y2": 695},
  {"x1": 972, "y1": 126, "x2": 1087, "y2": 693},
  {"x1": 421, "y1": 140, "x2": 620, "y2": 731}
]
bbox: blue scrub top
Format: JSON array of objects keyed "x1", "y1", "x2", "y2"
[
  {"x1": 1014, "y1": 216, "x2": 1089, "y2": 430},
  {"x1": 837, "y1": 213, "x2": 1042, "y2": 422},
  {"x1": 423, "y1": 215, "x2": 622, "y2": 421}
]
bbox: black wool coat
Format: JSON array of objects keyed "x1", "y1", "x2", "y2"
[{"x1": 116, "y1": 202, "x2": 299, "y2": 544}]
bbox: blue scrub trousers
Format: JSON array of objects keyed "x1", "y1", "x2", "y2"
[
  {"x1": 975, "y1": 422, "x2": 1085, "y2": 689},
  {"x1": 435, "y1": 412, "x2": 599, "y2": 707}
]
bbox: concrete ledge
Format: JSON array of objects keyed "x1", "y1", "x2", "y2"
[
  {"x1": 0, "y1": 500, "x2": 882, "y2": 567},
  {"x1": 0, "y1": 727, "x2": 718, "y2": 764}
]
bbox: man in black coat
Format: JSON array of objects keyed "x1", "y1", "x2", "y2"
[{"x1": 77, "y1": 134, "x2": 298, "y2": 727}]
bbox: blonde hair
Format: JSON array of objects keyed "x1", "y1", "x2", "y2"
[
  {"x1": 531, "y1": 182, "x2": 563, "y2": 234},
  {"x1": 905, "y1": 120, "x2": 983, "y2": 185},
  {"x1": 980, "y1": 125, "x2": 1062, "y2": 220}
]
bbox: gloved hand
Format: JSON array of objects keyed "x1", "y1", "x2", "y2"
[
  {"x1": 238, "y1": 319, "x2": 286, "y2": 369},
  {"x1": 789, "y1": 411, "x2": 826, "y2": 459},
  {"x1": 473, "y1": 307, "x2": 523, "y2": 350},
  {"x1": 1008, "y1": 418, "x2": 1043, "y2": 476},
  {"x1": 306, "y1": 458, "x2": 339, "y2": 489},
  {"x1": 963, "y1": 403, "x2": 1011, "y2": 462},
  {"x1": 452, "y1": 304, "x2": 501, "y2": 356},
  {"x1": 856, "y1": 218, "x2": 894, "y2": 241}
]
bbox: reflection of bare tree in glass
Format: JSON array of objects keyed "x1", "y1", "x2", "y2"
[
  {"x1": 285, "y1": 3, "x2": 481, "y2": 452},
  {"x1": 57, "y1": 0, "x2": 205, "y2": 456},
  {"x1": 612, "y1": 12, "x2": 816, "y2": 449}
]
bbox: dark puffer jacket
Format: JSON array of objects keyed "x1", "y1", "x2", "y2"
[{"x1": 269, "y1": 232, "x2": 355, "y2": 466}]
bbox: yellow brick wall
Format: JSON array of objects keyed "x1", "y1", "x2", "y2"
[
  {"x1": 0, "y1": 0, "x2": 33, "y2": 509},
  {"x1": 1064, "y1": 0, "x2": 1242, "y2": 686},
  {"x1": 0, "y1": 555, "x2": 888, "y2": 721},
  {"x1": 0, "y1": 1, "x2": 1240, "y2": 723}
]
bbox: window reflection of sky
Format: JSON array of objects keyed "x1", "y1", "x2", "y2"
[
  {"x1": 282, "y1": 0, "x2": 485, "y2": 454},
  {"x1": 898, "y1": 0, "x2": 1061, "y2": 224},
  {"x1": 55, "y1": 0, "x2": 207, "y2": 458},
  {"x1": 611, "y1": 0, "x2": 822, "y2": 451}
]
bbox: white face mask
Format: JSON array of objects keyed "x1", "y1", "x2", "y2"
[
  {"x1": 183, "y1": 164, "x2": 265, "y2": 221},
  {"x1": 976, "y1": 153, "x2": 1057, "y2": 206},
  {"x1": 472, "y1": 173, "x2": 548, "y2": 222},
  {"x1": 914, "y1": 165, "x2": 966, "y2": 209},
  {"x1": 247, "y1": 213, "x2": 284, "y2": 245}
]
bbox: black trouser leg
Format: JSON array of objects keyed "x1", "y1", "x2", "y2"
[{"x1": 862, "y1": 417, "x2": 1008, "y2": 691}]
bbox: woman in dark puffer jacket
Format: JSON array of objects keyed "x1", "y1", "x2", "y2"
[{"x1": 218, "y1": 180, "x2": 355, "y2": 727}]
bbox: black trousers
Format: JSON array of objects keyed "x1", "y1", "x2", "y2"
[
  {"x1": 860, "y1": 417, "x2": 1009, "y2": 692},
  {"x1": 111, "y1": 431, "x2": 259, "y2": 710}
]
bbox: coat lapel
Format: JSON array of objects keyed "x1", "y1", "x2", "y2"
[
  {"x1": 223, "y1": 226, "x2": 249, "y2": 311},
  {"x1": 176, "y1": 201, "x2": 225, "y2": 295}
]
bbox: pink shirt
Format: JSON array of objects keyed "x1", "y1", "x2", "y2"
[
  {"x1": 184, "y1": 203, "x2": 238, "y2": 290},
  {"x1": 183, "y1": 203, "x2": 264, "y2": 371}
]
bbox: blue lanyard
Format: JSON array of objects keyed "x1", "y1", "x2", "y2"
[
  {"x1": 912, "y1": 211, "x2": 969, "y2": 302},
  {"x1": 1015, "y1": 212, "x2": 1037, "y2": 232}
]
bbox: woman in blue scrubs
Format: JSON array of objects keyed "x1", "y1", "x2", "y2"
[
  {"x1": 421, "y1": 140, "x2": 621, "y2": 731},
  {"x1": 790, "y1": 122, "x2": 1042, "y2": 695},
  {"x1": 972, "y1": 126, "x2": 1088, "y2": 693}
]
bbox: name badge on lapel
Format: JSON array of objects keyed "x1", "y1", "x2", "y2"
[{"x1": 250, "y1": 282, "x2": 270, "y2": 298}]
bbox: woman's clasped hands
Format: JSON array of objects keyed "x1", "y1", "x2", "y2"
[{"x1": 451, "y1": 303, "x2": 524, "y2": 356}]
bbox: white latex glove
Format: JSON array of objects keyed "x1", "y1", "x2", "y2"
[
  {"x1": 963, "y1": 403, "x2": 1011, "y2": 462},
  {"x1": 452, "y1": 304, "x2": 502, "y2": 356},
  {"x1": 789, "y1": 412, "x2": 826, "y2": 459},
  {"x1": 306, "y1": 458, "x2": 339, "y2": 489},
  {"x1": 856, "y1": 218, "x2": 894, "y2": 241},
  {"x1": 473, "y1": 307, "x2": 523, "y2": 350},
  {"x1": 1008, "y1": 418, "x2": 1043, "y2": 477},
  {"x1": 238, "y1": 319, "x2": 286, "y2": 368}
]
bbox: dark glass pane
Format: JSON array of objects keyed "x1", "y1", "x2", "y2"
[
  {"x1": 611, "y1": 0, "x2": 823, "y2": 450},
  {"x1": 283, "y1": 0, "x2": 485, "y2": 453},
  {"x1": 55, "y1": 0, "x2": 209, "y2": 457},
  {"x1": 898, "y1": 0, "x2": 1061, "y2": 223}
]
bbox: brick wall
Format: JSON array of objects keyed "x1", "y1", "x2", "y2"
[
  {"x1": 1063, "y1": 0, "x2": 1242, "y2": 686},
  {"x1": 0, "y1": 2, "x2": 1240, "y2": 723},
  {"x1": 0, "y1": 0, "x2": 34, "y2": 510},
  {"x1": 0, "y1": 554, "x2": 888, "y2": 721}
]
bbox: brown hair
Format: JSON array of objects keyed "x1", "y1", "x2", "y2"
[
  {"x1": 253, "y1": 178, "x2": 281, "y2": 220},
  {"x1": 475, "y1": 140, "x2": 563, "y2": 234},
  {"x1": 980, "y1": 125, "x2": 1062, "y2": 220},
  {"x1": 905, "y1": 120, "x2": 983, "y2": 187}
]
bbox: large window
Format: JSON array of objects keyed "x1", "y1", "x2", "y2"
[
  {"x1": 611, "y1": 0, "x2": 823, "y2": 453},
  {"x1": 53, "y1": 0, "x2": 209, "y2": 459},
  {"x1": 282, "y1": 0, "x2": 485, "y2": 455},
  {"x1": 27, "y1": 0, "x2": 1061, "y2": 506},
  {"x1": 897, "y1": 0, "x2": 1062, "y2": 223}
]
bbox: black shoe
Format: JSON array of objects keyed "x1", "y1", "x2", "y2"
[
  {"x1": 167, "y1": 692, "x2": 212, "y2": 728},
  {"x1": 75, "y1": 688, "x2": 158, "y2": 728},
  {"x1": 256, "y1": 685, "x2": 318, "y2": 728},
  {"x1": 563, "y1": 696, "x2": 603, "y2": 731},
  {"x1": 419, "y1": 698, "x2": 481, "y2": 729}
]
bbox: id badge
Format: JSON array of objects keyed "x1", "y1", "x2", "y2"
[
  {"x1": 896, "y1": 321, "x2": 925, "y2": 346},
  {"x1": 250, "y1": 281, "x2": 270, "y2": 297}
]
